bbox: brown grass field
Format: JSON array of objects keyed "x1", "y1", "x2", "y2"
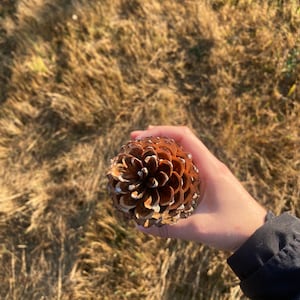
[{"x1": 0, "y1": 0, "x2": 299, "y2": 299}]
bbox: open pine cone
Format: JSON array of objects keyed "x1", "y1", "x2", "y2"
[{"x1": 107, "y1": 136, "x2": 202, "y2": 228}]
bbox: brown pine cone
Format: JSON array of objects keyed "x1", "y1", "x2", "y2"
[{"x1": 107, "y1": 136, "x2": 202, "y2": 228}]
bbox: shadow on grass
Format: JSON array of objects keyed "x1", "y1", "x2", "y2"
[
  {"x1": 176, "y1": 37, "x2": 215, "y2": 96},
  {"x1": 0, "y1": 0, "x2": 18, "y2": 104},
  {"x1": 0, "y1": 1, "x2": 99, "y2": 298},
  {"x1": 0, "y1": 0, "x2": 76, "y2": 103}
]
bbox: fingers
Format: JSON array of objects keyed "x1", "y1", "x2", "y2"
[
  {"x1": 137, "y1": 215, "x2": 205, "y2": 242},
  {"x1": 131, "y1": 125, "x2": 210, "y2": 157},
  {"x1": 131, "y1": 125, "x2": 219, "y2": 176},
  {"x1": 137, "y1": 221, "x2": 192, "y2": 240},
  {"x1": 130, "y1": 130, "x2": 144, "y2": 139},
  {"x1": 137, "y1": 224, "x2": 170, "y2": 239}
]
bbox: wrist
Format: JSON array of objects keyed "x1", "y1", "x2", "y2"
[{"x1": 233, "y1": 206, "x2": 267, "y2": 251}]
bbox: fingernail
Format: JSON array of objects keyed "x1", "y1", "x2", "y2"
[{"x1": 130, "y1": 130, "x2": 143, "y2": 139}]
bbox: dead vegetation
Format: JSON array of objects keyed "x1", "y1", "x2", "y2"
[{"x1": 0, "y1": 0, "x2": 299, "y2": 299}]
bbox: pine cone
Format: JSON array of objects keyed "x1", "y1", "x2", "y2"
[{"x1": 107, "y1": 136, "x2": 202, "y2": 227}]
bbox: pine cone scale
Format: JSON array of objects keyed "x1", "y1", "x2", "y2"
[
  {"x1": 172, "y1": 157, "x2": 185, "y2": 176},
  {"x1": 143, "y1": 155, "x2": 158, "y2": 175},
  {"x1": 158, "y1": 160, "x2": 173, "y2": 178},
  {"x1": 168, "y1": 172, "x2": 181, "y2": 193},
  {"x1": 119, "y1": 195, "x2": 136, "y2": 211},
  {"x1": 158, "y1": 185, "x2": 174, "y2": 206},
  {"x1": 156, "y1": 171, "x2": 169, "y2": 186}
]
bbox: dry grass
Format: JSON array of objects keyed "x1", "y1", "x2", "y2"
[{"x1": 0, "y1": 0, "x2": 299, "y2": 299}]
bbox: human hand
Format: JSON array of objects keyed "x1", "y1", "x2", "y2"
[{"x1": 130, "y1": 126, "x2": 267, "y2": 251}]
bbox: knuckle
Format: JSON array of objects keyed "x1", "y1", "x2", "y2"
[{"x1": 180, "y1": 126, "x2": 191, "y2": 135}]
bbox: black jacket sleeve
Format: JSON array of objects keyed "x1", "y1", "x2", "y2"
[{"x1": 227, "y1": 212, "x2": 300, "y2": 300}]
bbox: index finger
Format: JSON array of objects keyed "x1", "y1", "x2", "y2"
[{"x1": 130, "y1": 125, "x2": 218, "y2": 177}]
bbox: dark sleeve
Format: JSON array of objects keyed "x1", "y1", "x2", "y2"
[{"x1": 227, "y1": 212, "x2": 300, "y2": 300}]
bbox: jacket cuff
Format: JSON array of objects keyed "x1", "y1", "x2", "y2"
[{"x1": 227, "y1": 212, "x2": 299, "y2": 280}]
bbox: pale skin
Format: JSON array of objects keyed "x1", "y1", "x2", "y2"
[{"x1": 130, "y1": 125, "x2": 267, "y2": 252}]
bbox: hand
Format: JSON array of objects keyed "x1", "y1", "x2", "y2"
[{"x1": 130, "y1": 126, "x2": 267, "y2": 251}]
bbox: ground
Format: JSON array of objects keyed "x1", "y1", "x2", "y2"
[{"x1": 0, "y1": 0, "x2": 299, "y2": 299}]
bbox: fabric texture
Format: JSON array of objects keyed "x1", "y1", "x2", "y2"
[{"x1": 227, "y1": 212, "x2": 300, "y2": 300}]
